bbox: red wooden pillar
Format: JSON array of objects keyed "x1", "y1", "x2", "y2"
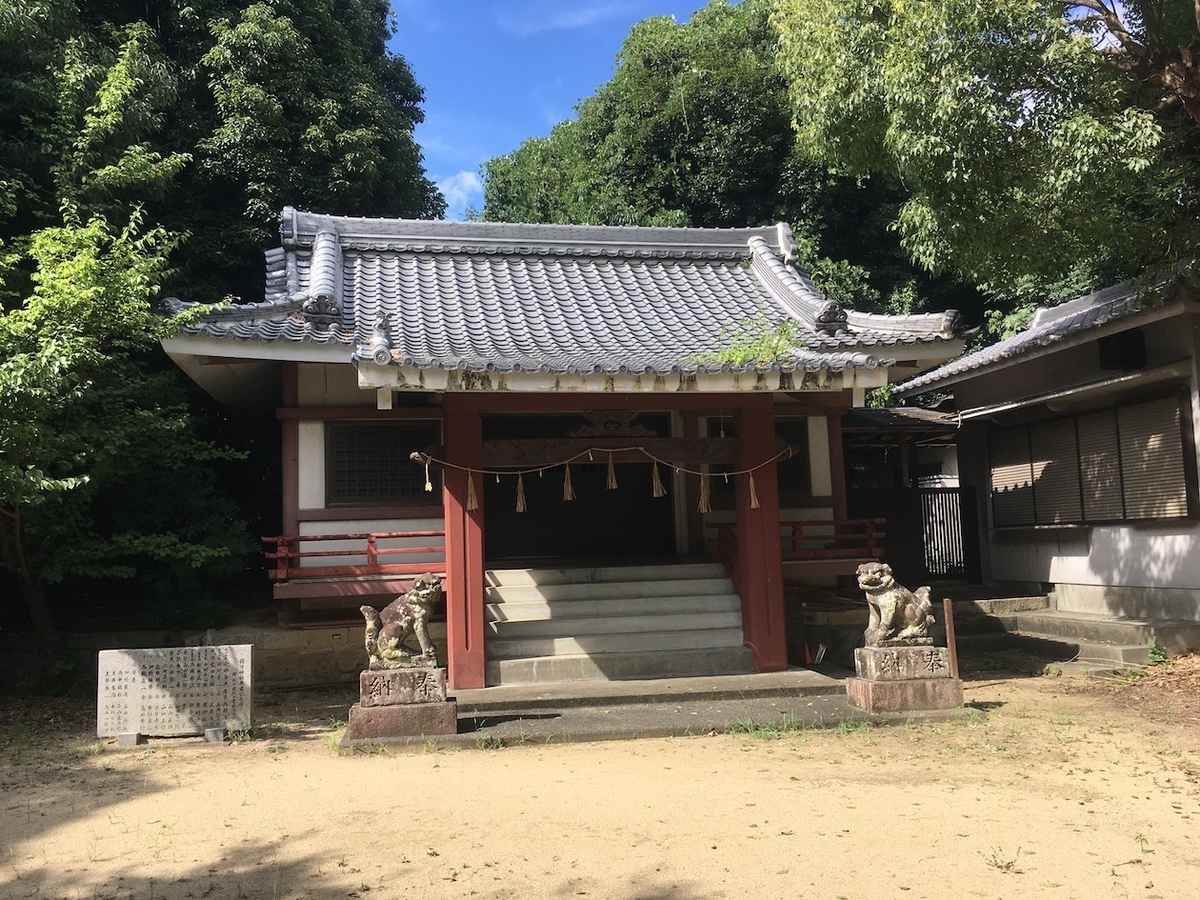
[
  {"x1": 443, "y1": 399, "x2": 487, "y2": 689},
  {"x1": 734, "y1": 398, "x2": 788, "y2": 671}
]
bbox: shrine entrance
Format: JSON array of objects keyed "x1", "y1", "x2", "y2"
[{"x1": 481, "y1": 412, "x2": 677, "y2": 562}]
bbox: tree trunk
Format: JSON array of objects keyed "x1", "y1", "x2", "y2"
[{"x1": 1, "y1": 508, "x2": 58, "y2": 648}]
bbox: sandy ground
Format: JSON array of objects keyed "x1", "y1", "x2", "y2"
[{"x1": 2, "y1": 669, "x2": 1199, "y2": 900}]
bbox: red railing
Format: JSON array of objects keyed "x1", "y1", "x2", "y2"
[
  {"x1": 709, "y1": 517, "x2": 886, "y2": 585},
  {"x1": 262, "y1": 531, "x2": 447, "y2": 581}
]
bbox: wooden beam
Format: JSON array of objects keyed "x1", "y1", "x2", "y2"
[{"x1": 483, "y1": 437, "x2": 738, "y2": 467}]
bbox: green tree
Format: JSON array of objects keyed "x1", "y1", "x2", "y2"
[
  {"x1": 4, "y1": 1, "x2": 445, "y2": 303},
  {"x1": 773, "y1": 0, "x2": 1200, "y2": 289},
  {"x1": 483, "y1": 0, "x2": 983, "y2": 318},
  {"x1": 0, "y1": 17, "x2": 244, "y2": 644}
]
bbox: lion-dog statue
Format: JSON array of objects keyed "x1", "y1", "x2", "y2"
[
  {"x1": 360, "y1": 573, "x2": 443, "y2": 669},
  {"x1": 855, "y1": 562, "x2": 935, "y2": 647}
]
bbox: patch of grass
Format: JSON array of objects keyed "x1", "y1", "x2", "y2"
[
  {"x1": 474, "y1": 733, "x2": 504, "y2": 750},
  {"x1": 725, "y1": 716, "x2": 804, "y2": 739},
  {"x1": 983, "y1": 846, "x2": 1023, "y2": 874},
  {"x1": 1147, "y1": 639, "x2": 1169, "y2": 666}
]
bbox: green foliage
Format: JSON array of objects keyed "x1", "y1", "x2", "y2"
[
  {"x1": 773, "y1": 0, "x2": 1200, "y2": 287},
  {"x1": 0, "y1": 16, "x2": 253, "y2": 640},
  {"x1": 705, "y1": 316, "x2": 801, "y2": 367},
  {"x1": 4, "y1": 1, "x2": 444, "y2": 304},
  {"x1": 482, "y1": 0, "x2": 984, "y2": 320},
  {"x1": 487, "y1": 0, "x2": 793, "y2": 228}
]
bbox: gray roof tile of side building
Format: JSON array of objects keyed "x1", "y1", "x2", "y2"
[
  {"x1": 169, "y1": 208, "x2": 966, "y2": 376},
  {"x1": 893, "y1": 280, "x2": 1147, "y2": 396}
]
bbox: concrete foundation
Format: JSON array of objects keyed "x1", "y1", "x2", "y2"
[
  {"x1": 343, "y1": 665, "x2": 458, "y2": 743},
  {"x1": 845, "y1": 676, "x2": 963, "y2": 713},
  {"x1": 846, "y1": 644, "x2": 963, "y2": 713},
  {"x1": 344, "y1": 701, "x2": 459, "y2": 740}
]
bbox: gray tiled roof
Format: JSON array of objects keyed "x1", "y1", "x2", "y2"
[
  {"x1": 894, "y1": 281, "x2": 1145, "y2": 396},
  {"x1": 170, "y1": 208, "x2": 964, "y2": 376}
]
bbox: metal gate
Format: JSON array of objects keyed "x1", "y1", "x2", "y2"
[{"x1": 848, "y1": 487, "x2": 981, "y2": 585}]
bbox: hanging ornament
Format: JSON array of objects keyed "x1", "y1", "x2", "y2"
[
  {"x1": 606, "y1": 452, "x2": 618, "y2": 489},
  {"x1": 749, "y1": 471, "x2": 760, "y2": 509},
  {"x1": 424, "y1": 459, "x2": 433, "y2": 492},
  {"x1": 516, "y1": 473, "x2": 527, "y2": 513},
  {"x1": 697, "y1": 472, "x2": 712, "y2": 513},
  {"x1": 466, "y1": 470, "x2": 479, "y2": 511},
  {"x1": 563, "y1": 463, "x2": 576, "y2": 501},
  {"x1": 651, "y1": 461, "x2": 666, "y2": 498}
]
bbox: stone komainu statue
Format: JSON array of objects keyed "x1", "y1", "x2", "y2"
[
  {"x1": 855, "y1": 562, "x2": 935, "y2": 647},
  {"x1": 360, "y1": 573, "x2": 443, "y2": 669}
]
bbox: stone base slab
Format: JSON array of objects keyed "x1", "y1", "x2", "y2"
[
  {"x1": 359, "y1": 668, "x2": 446, "y2": 707},
  {"x1": 846, "y1": 677, "x2": 963, "y2": 713},
  {"x1": 343, "y1": 701, "x2": 458, "y2": 741},
  {"x1": 855, "y1": 646, "x2": 951, "y2": 681}
]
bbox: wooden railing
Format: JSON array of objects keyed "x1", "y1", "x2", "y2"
[
  {"x1": 262, "y1": 531, "x2": 447, "y2": 582},
  {"x1": 709, "y1": 517, "x2": 886, "y2": 584}
]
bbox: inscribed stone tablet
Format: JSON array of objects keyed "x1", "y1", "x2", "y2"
[{"x1": 97, "y1": 645, "x2": 252, "y2": 737}]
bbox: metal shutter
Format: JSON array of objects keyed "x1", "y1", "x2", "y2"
[
  {"x1": 990, "y1": 429, "x2": 1035, "y2": 526},
  {"x1": 1077, "y1": 410, "x2": 1124, "y2": 521},
  {"x1": 1030, "y1": 419, "x2": 1082, "y2": 524},
  {"x1": 1118, "y1": 398, "x2": 1188, "y2": 519}
]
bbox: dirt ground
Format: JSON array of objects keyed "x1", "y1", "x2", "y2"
[{"x1": 2, "y1": 659, "x2": 1199, "y2": 900}]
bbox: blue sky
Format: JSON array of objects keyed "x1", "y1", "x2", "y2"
[{"x1": 389, "y1": 1, "x2": 714, "y2": 220}]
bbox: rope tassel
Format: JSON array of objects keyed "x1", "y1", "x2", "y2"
[
  {"x1": 651, "y1": 461, "x2": 666, "y2": 498},
  {"x1": 563, "y1": 463, "x2": 576, "y2": 501},
  {"x1": 749, "y1": 471, "x2": 760, "y2": 509},
  {"x1": 516, "y1": 473, "x2": 527, "y2": 513},
  {"x1": 424, "y1": 459, "x2": 433, "y2": 492},
  {"x1": 697, "y1": 472, "x2": 711, "y2": 513},
  {"x1": 466, "y1": 470, "x2": 478, "y2": 511},
  {"x1": 606, "y1": 452, "x2": 618, "y2": 489}
]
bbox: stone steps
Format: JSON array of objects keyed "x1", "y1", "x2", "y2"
[
  {"x1": 951, "y1": 604, "x2": 1200, "y2": 672},
  {"x1": 485, "y1": 563, "x2": 752, "y2": 685}
]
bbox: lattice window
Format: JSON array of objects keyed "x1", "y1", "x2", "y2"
[{"x1": 326, "y1": 421, "x2": 441, "y2": 506}]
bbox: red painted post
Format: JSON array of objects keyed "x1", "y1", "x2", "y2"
[
  {"x1": 442, "y1": 401, "x2": 487, "y2": 689},
  {"x1": 734, "y1": 400, "x2": 788, "y2": 671}
]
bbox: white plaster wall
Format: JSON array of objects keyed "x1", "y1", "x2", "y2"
[
  {"x1": 1048, "y1": 524, "x2": 1200, "y2": 589},
  {"x1": 297, "y1": 363, "x2": 372, "y2": 406},
  {"x1": 807, "y1": 416, "x2": 832, "y2": 497},
  {"x1": 297, "y1": 422, "x2": 325, "y2": 509},
  {"x1": 988, "y1": 523, "x2": 1200, "y2": 619}
]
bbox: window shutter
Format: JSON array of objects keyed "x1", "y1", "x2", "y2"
[
  {"x1": 1118, "y1": 398, "x2": 1188, "y2": 519},
  {"x1": 990, "y1": 429, "x2": 1035, "y2": 526},
  {"x1": 1076, "y1": 410, "x2": 1124, "y2": 521},
  {"x1": 1030, "y1": 419, "x2": 1082, "y2": 523}
]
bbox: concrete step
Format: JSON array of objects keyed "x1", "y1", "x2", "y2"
[
  {"x1": 958, "y1": 632, "x2": 1151, "y2": 667},
  {"x1": 487, "y1": 593, "x2": 741, "y2": 623},
  {"x1": 950, "y1": 596, "x2": 1050, "y2": 617},
  {"x1": 1005, "y1": 610, "x2": 1200, "y2": 650},
  {"x1": 486, "y1": 562, "x2": 727, "y2": 587},
  {"x1": 486, "y1": 577, "x2": 735, "y2": 604},
  {"x1": 486, "y1": 646, "x2": 755, "y2": 685},
  {"x1": 488, "y1": 610, "x2": 742, "y2": 639},
  {"x1": 489, "y1": 627, "x2": 746, "y2": 661}
]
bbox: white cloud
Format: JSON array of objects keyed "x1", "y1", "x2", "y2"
[
  {"x1": 438, "y1": 170, "x2": 484, "y2": 216},
  {"x1": 496, "y1": 2, "x2": 640, "y2": 37}
]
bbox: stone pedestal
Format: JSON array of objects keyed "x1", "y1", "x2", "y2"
[
  {"x1": 845, "y1": 645, "x2": 963, "y2": 713},
  {"x1": 344, "y1": 668, "x2": 458, "y2": 742}
]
